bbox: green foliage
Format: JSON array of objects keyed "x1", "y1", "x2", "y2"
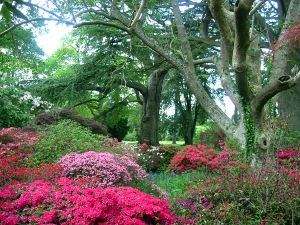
[
  {"x1": 107, "y1": 118, "x2": 129, "y2": 141},
  {"x1": 273, "y1": 128, "x2": 300, "y2": 150},
  {"x1": 129, "y1": 179, "x2": 166, "y2": 198},
  {"x1": 244, "y1": 105, "x2": 256, "y2": 156},
  {"x1": 30, "y1": 120, "x2": 104, "y2": 165},
  {"x1": 194, "y1": 122, "x2": 225, "y2": 149},
  {"x1": 149, "y1": 170, "x2": 206, "y2": 201},
  {"x1": 0, "y1": 78, "x2": 51, "y2": 129}
]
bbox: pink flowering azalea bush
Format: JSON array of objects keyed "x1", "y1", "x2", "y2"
[
  {"x1": 0, "y1": 178, "x2": 176, "y2": 225},
  {"x1": 0, "y1": 128, "x2": 40, "y2": 186},
  {"x1": 59, "y1": 151, "x2": 148, "y2": 187},
  {"x1": 276, "y1": 147, "x2": 300, "y2": 183},
  {"x1": 168, "y1": 144, "x2": 244, "y2": 173}
]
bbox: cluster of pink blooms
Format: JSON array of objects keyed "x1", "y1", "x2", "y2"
[
  {"x1": 0, "y1": 128, "x2": 39, "y2": 149},
  {"x1": 0, "y1": 178, "x2": 176, "y2": 225},
  {"x1": 168, "y1": 144, "x2": 245, "y2": 173},
  {"x1": 276, "y1": 147, "x2": 300, "y2": 183},
  {"x1": 0, "y1": 128, "x2": 39, "y2": 185},
  {"x1": 59, "y1": 151, "x2": 148, "y2": 187}
]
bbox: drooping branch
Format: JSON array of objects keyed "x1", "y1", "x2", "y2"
[
  {"x1": 252, "y1": 71, "x2": 300, "y2": 122},
  {"x1": 18, "y1": 0, "x2": 64, "y2": 19},
  {"x1": 0, "y1": 18, "x2": 74, "y2": 37},
  {"x1": 73, "y1": 98, "x2": 102, "y2": 107}
]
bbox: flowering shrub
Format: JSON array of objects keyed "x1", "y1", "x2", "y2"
[
  {"x1": 134, "y1": 144, "x2": 179, "y2": 172},
  {"x1": 272, "y1": 23, "x2": 300, "y2": 52},
  {"x1": 0, "y1": 128, "x2": 61, "y2": 186},
  {"x1": 0, "y1": 77, "x2": 52, "y2": 128},
  {"x1": 168, "y1": 144, "x2": 244, "y2": 174},
  {"x1": 172, "y1": 157, "x2": 300, "y2": 224},
  {"x1": 0, "y1": 128, "x2": 39, "y2": 186},
  {"x1": 276, "y1": 147, "x2": 300, "y2": 183},
  {"x1": 168, "y1": 144, "x2": 216, "y2": 173},
  {"x1": 0, "y1": 128, "x2": 39, "y2": 148},
  {"x1": 59, "y1": 151, "x2": 147, "y2": 187},
  {"x1": 0, "y1": 178, "x2": 176, "y2": 225}
]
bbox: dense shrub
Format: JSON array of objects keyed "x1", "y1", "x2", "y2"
[
  {"x1": 0, "y1": 128, "x2": 37, "y2": 186},
  {"x1": 172, "y1": 157, "x2": 300, "y2": 224},
  {"x1": 0, "y1": 178, "x2": 176, "y2": 225},
  {"x1": 0, "y1": 128, "x2": 61, "y2": 186},
  {"x1": 30, "y1": 120, "x2": 104, "y2": 165},
  {"x1": 0, "y1": 78, "x2": 52, "y2": 129},
  {"x1": 276, "y1": 147, "x2": 300, "y2": 183},
  {"x1": 107, "y1": 118, "x2": 129, "y2": 141},
  {"x1": 59, "y1": 151, "x2": 147, "y2": 188},
  {"x1": 197, "y1": 125, "x2": 225, "y2": 149},
  {"x1": 134, "y1": 144, "x2": 180, "y2": 172},
  {"x1": 168, "y1": 144, "x2": 244, "y2": 174}
]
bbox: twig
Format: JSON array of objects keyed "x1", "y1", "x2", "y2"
[
  {"x1": 0, "y1": 18, "x2": 74, "y2": 37},
  {"x1": 250, "y1": 0, "x2": 268, "y2": 16}
]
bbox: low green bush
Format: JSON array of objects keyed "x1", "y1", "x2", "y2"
[{"x1": 29, "y1": 120, "x2": 105, "y2": 165}]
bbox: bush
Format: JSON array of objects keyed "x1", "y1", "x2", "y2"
[
  {"x1": 59, "y1": 151, "x2": 148, "y2": 188},
  {"x1": 172, "y1": 157, "x2": 300, "y2": 224},
  {"x1": 0, "y1": 178, "x2": 176, "y2": 225},
  {"x1": 168, "y1": 144, "x2": 244, "y2": 174},
  {"x1": 0, "y1": 128, "x2": 61, "y2": 186},
  {"x1": 168, "y1": 144, "x2": 216, "y2": 173},
  {"x1": 133, "y1": 144, "x2": 180, "y2": 172},
  {"x1": 30, "y1": 120, "x2": 104, "y2": 165},
  {"x1": 107, "y1": 118, "x2": 129, "y2": 141}
]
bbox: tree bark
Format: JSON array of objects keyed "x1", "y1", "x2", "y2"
[
  {"x1": 271, "y1": 0, "x2": 300, "y2": 131},
  {"x1": 139, "y1": 68, "x2": 168, "y2": 145}
]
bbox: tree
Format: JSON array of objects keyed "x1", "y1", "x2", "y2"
[{"x1": 1, "y1": 0, "x2": 300, "y2": 155}]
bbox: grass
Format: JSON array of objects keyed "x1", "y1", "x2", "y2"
[
  {"x1": 159, "y1": 140, "x2": 185, "y2": 146},
  {"x1": 149, "y1": 170, "x2": 208, "y2": 202}
]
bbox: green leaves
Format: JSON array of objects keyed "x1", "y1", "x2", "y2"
[
  {"x1": 1, "y1": 0, "x2": 11, "y2": 22},
  {"x1": 1, "y1": 0, "x2": 29, "y2": 22}
]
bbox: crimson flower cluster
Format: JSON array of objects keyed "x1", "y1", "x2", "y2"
[
  {"x1": 0, "y1": 128, "x2": 62, "y2": 186},
  {"x1": 168, "y1": 144, "x2": 244, "y2": 173},
  {"x1": 276, "y1": 147, "x2": 300, "y2": 183},
  {"x1": 0, "y1": 178, "x2": 176, "y2": 225}
]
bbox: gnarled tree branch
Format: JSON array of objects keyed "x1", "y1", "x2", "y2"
[{"x1": 252, "y1": 71, "x2": 300, "y2": 122}]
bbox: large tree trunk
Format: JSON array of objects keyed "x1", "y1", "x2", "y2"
[
  {"x1": 271, "y1": 0, "x2": 300, "y2": 132},
  {"x1": 277, "y1": 83, "x2": 300, "y2": 131},
  {"x1": 139, "y1": 69, "x2": 167, "y2": 145}
]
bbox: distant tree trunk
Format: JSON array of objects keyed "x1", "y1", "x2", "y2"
[
  {"x1": 172, "y1": 131, "x2": 177, "y2": 144},
  {"x1": 182, "y1": 110, "x2": 194, "y2": 145},
  {"x1": 139, "y1": 68, "x2": 168, "y2": 145}
]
